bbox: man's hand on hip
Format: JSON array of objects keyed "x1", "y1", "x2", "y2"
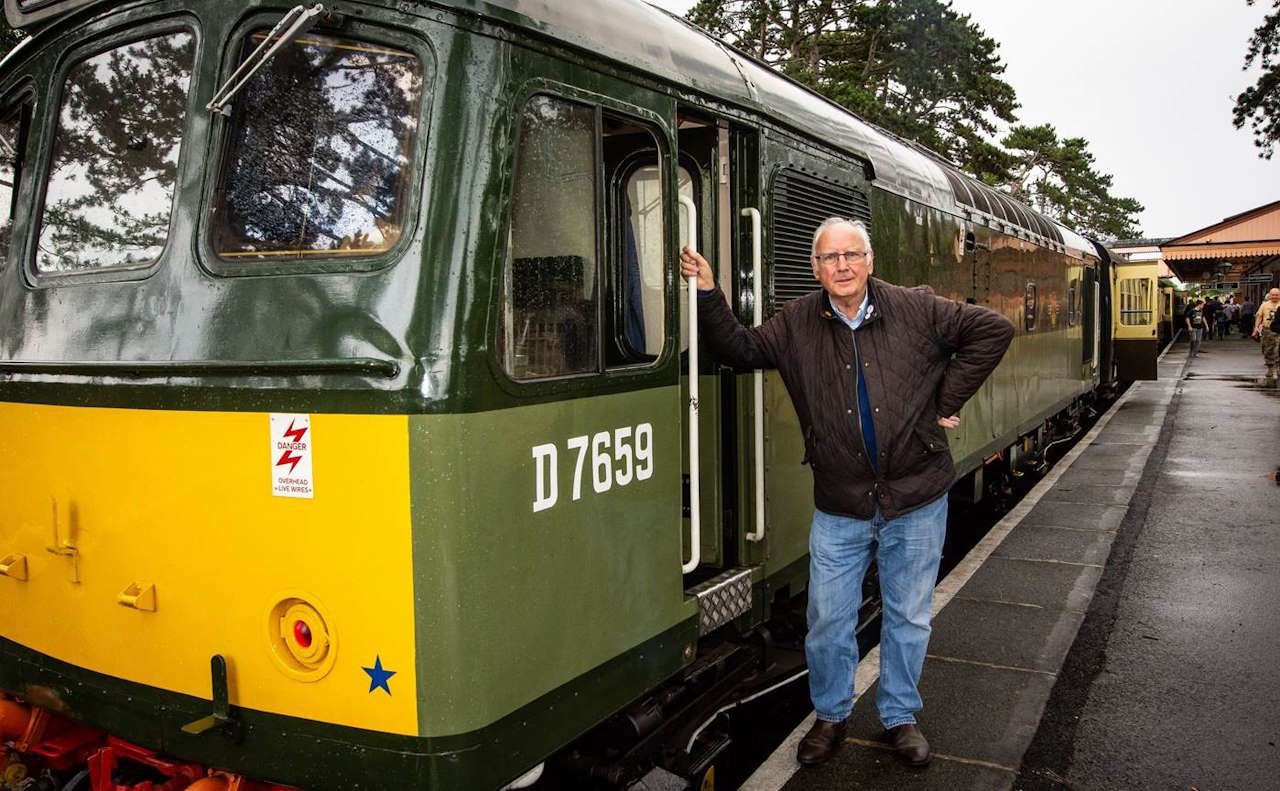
[{"x1": 937, "y1": 415, "x2": 960, "y2": 429}]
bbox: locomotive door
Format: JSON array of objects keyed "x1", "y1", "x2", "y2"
[
  {"x1": 675, "y1": 116, "x2": 763, "y2": 581},
  {"x1": 676, "y1": 120, "x2": 726, "y2": 578}
]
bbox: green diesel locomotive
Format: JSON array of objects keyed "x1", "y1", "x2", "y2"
[{"x1": 0, "y1": 1, "x2": 1129, "y2": 789}]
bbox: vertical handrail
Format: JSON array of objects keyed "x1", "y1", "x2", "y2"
[
  {"x1": 679, "y1": 195, "x2": 700, "y2": 575},
  {"x1": 742, "y1": 208, "x2": 765, "y2": 542}
]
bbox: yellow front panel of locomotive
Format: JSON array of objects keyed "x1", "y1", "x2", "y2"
[{"x1": 0, "y1": 402, "x2": 418, "y2": 736}]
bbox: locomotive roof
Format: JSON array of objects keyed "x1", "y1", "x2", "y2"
[
  {"x1": 450, "y1": 0, "x2": 954, "y2": 206},
  {"x1": 3, "y1": 0, "x2": 1093, "y2": 257},
  {"x1": 432, "y1": 0, "x2": 1091, "y2": 256}
]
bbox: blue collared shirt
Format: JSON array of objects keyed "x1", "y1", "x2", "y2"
[
  {"x1": 831, "y1": 293, "x2": 878, "y2": 469},
  {"x1": 831, "y1": 292, "x2": 871, "y2": 331}
]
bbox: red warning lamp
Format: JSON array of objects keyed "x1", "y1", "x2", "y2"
[
  {"x1": 272, "y1": 599, "x2": 332, "y2": 678},
  {"x1": 293, "y1": 620, "x2": 313, "y2": 649}
]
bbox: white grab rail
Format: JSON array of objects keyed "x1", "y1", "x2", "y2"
[
  {"x1": 742, "y1": 207, "x2": 764, "y2": 542},
  {"x1": 679, "y1": 195, "x2": 701, "y2": 575}
]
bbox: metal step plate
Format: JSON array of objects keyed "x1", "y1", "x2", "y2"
[{"x1": 687, "y1": 568, "x2": 754, "y2": 635}]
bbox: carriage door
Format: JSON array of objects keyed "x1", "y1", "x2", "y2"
[
  {"x1": 1082, "y1": 264, "x2": 1099, "y2": 371},
  {"x1": 973, "y1": 242, "x2": 993, "y2": 304}
]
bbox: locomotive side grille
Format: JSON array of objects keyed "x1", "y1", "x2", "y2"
[{"x1": 771, "y1": 168, "x2": 871, "y2": 310}]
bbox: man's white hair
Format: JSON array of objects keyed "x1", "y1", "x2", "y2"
[{"x1": 811, "y1": 217, "x2": 872, "y2": 260}]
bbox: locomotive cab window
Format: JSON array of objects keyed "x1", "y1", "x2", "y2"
[
  {"x1": 4, "y1": 0, "x2": 98, "y2": 29},
  {"x1": 500, "y1": 95, "x2": 599, "y2": 379},
  {"x1": 619, "y1": 164, "x2": 664, "y2": 361},
  {"x1": 499, "y1": 94, "x2": 671, "y2": 381},
  {"x1": 612, "y1": 157, "x2": 687, "y2": 364},
  {"x1": 0, "y1": 98, "x2": 31, "y2": 270},
  {"x1": 210, "y1": 31, "x2": 424, "y2": 265},
  {"x1": 35, "y1": 31, "x2": 195, "y2": 274}
]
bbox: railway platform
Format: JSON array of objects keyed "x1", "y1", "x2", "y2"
[{"x1": 742, "y1": 335, "x2": 1279, "y2": 791}]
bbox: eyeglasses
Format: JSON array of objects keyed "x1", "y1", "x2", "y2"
[{"x1": 814, "y1": 250, "x2": 869, "y2": 267}]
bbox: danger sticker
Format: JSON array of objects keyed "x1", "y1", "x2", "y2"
[{"x1": 270, "y1": 413, "x2": 314, "y2": 499}]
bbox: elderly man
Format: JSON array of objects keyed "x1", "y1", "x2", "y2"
[
  {"x1": 680, "y1": 217, "x2": 1013, "y2": 768},
  {"x1": 1252, "y1": 287, "x2": 1280, "y2": 382}
]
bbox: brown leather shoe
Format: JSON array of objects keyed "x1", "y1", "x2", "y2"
[
  {"x1": 796, "y1": 718, "x2": 847, "y2": 766},
  {"x1": 885, "y1": 723, "x2": 930, "y2": 767}
]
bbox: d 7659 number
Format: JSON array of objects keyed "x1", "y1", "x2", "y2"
[{"x1": 531, "y1": 423, "x2": 653, "y2": 512}]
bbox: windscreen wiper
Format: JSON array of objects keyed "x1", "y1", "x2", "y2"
[{"x1": 206, "y1": 3, "x2": 325, "y2": 116}]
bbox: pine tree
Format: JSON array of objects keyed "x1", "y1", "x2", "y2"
[{"x1": 1234, "y1": 0, "x2": 1280, "y2": 158}]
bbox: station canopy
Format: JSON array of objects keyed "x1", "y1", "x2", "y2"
[{"x1": 1160, "y1": 199, "x2": 1280, "y2": 295}]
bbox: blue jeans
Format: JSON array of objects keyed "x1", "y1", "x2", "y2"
[{"x1": 806, "y1": 495, "x2": 947, "y2": 728}]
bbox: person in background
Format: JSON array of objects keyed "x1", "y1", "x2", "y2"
[
  {"x1": 1185, "y1": 299, "x2": 1206, "y2": 357},
  {"x1": 1241, "y1": 297, "x2": 1257, "y2": 336},
  {"x1": 1204, "y1": 296, "x2": 1221, "y2": 340},
  {"x1": 1218, "y1": 297, "x2": 1234, "y2": 338},
  {"x1": 1251, "y1": 287, "x2": 1280, "y2": 383}
]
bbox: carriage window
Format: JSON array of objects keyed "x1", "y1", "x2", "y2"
[
  {"x1": 212, "y1": 32, "x2": 423, "y2": 262},
  {"x1": 0, "y1": 101, "x2": 30, "y2": 270},
  {"x1": 499, "y1": 95, "x2": 598, "y2": 379},
  {"x1": 36, "y1": 32, "x2": 195, "y2": 273},
  {"x1": 1024, "y1": 281, "x2": 1038, "y2": 332},
  {"x1": 1118, "y1": 277, "x2": 1152, "y2": 326}
]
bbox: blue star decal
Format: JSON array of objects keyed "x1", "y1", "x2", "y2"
[{"x1": 362, "y1": 655, "x2": 396, "y2": 695}]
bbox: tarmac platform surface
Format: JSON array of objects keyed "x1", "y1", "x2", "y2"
[{"x1": 743, "y1": 335, "x2": 1279, "y2": 791}]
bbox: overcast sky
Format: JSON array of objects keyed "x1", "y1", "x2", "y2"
[{"x1": 646, "y1": 0, "x2": 1280, "y2": 239}]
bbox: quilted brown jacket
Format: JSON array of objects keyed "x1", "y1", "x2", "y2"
[{"x1": 698, "y1": 276, "x2": 1014, "y2": 519}]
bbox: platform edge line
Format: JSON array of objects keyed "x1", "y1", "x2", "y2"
[
  {"x1": 987, "y1": 556, "x2": 1106, "y2": 569},
  {"x1": 925, "y1": 654, "x2": 1057, "y2": 676},
  {"x1": 844, "y1": 737, "x2": 1018, "y2": 773}
]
